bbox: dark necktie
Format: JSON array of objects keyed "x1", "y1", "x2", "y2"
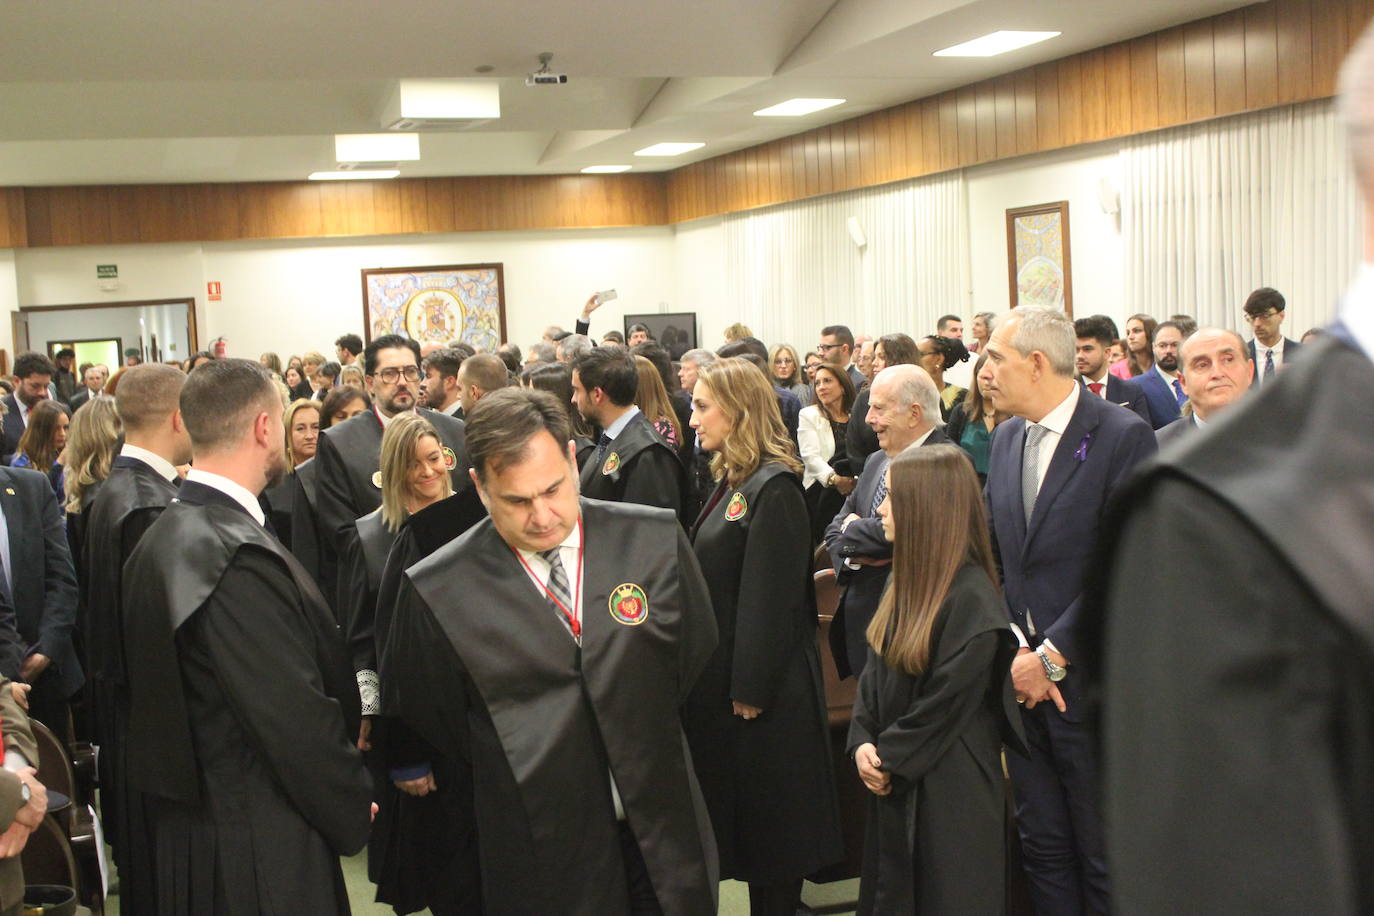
[
  {"x1": 869, "y1": 458, "x2": 890, "y2": 516},
  {"x1": 1263, "y1": 349, "x2": 1275, "y2": 381},
  {"x1": 1088, "y1": 382, "x2": 1104, "y2": 397},
  {"x1": 594, "y1": 432, "x2": 612, "y2": 463},
  {"x1": 1172, "y1": 378, "x2": 1186, "y2": 407},
  {"x1": 539, "y1": 548, "x2": 578, "y2": 641},
  {"x1": 1022, "y1": 424, "x2": 1048, "y2": 524}
]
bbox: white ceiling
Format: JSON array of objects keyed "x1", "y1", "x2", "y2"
[{"x1": 0, "y1": 0, "x2": 1253, "y2": 185}]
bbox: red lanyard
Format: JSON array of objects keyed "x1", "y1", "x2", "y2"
[{"x1": 512, "y1": 522, "x2": 584, "y2": 642}]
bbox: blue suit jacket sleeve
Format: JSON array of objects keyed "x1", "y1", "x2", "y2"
[
  {"x1": 1041, "y1": 418, "x2": 1158, "y2": 662},
  {"x1": 35, "y1": 479, "x2": 78, "y2": 665}
]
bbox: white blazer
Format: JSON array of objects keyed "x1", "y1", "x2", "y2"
[{"x1": 798, "y1": 404, "x2": 840, "y2": 489}]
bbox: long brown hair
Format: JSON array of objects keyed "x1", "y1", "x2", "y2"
[
  {"x1": 17, "y1": 399, "x2": 69, "y2": 471},
  {"x1": 1126, "y1": 313, "x2": 1157, "y2": 377},
  {"x1": 812, "y1": 363, "x2": 856, "y2": 423},
  {"x1": 961, "y1": 352, "x2": 1006, "y2": 425},
  {"x1": 632, "y1": 355, "x2": 682, "y2": 446},
  {"x1": 866, "y1": 445, "x2": 998, "y2": 675},
  {"x1": 697, "y1": 357, "x2": 802, "y2": 486}
]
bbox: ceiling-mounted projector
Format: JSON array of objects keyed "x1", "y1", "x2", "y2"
[{"x1": 526, "y1": 52, "x2": 567, "y2": 86}]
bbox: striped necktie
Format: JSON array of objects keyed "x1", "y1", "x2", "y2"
[
  {"x1": 539, "y1": 548, "x2": 578, "y2": 640},
  {"x1": 1022, "y1": 424, "x2": 1048, "y2": 524}
]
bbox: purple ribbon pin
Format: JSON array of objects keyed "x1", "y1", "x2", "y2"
[{"x1": 1074, "y1": 433, "x2": 1093, "y2": 462}]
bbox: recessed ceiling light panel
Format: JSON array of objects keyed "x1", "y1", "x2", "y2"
[
  {"x1": 634, "y1": 142, "x2": 705, "y2": 157},
  {"x1": 335, "y1": 133, "x2": 420, "y2": 162},
  {"x1": 581, "y1": 165, "x2": 633, "y2": 173},
  {"x1": 308, "y1": 170, "x2": 401, "y2": 181},
  {"x1": 753, "y1": 98, "x2": 846, "y2": 117},
  {"x1": 933, "y1": 30, "x2": 1061, "y2": 57}
]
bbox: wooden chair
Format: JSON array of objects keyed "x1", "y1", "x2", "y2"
[
  {"x1": 30, "y1": 720, "x2": 102, "y2": 914},
  {"x1": 809, "y1": 569, "x2": 865, "y2": 885}
]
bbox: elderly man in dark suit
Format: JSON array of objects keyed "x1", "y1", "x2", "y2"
[
  {"x1": 1096, "y1": 31, "x2": 1374, "y2": 913},
  {"x1": 981, "y1": 306, "x2": 1156, "y2": 916},
  {"x1": 67, "y1": 363, "x2": 107, "y2": 411},
  {"x1": 1074, "y1": 316, "x2": 1152, "y2": 425},
  {"x1": 0, "y1": 463, "x2": 81, "y2": 744},
  {"x1": 823, "y1": 364, "x2": 946, "y2": 679},
  {"x1": 1155, "y1": 327, "x2": 1254, "y2": 448}
]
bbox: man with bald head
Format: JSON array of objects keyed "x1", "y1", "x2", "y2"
[
  {"x1": 81, "y1": 363, "x2": 192, "y2": 913},
  {"x1": 1155, "y1": 327, "x2": 1254, "y2": 447},
  {"x1": 823, "y1": 364, "x2": 947, "y2": 677},
  {"x1": 980, "y1": 306, "x2": 1155, "y2": 916},
  {"x1": 1096, "y1": 25, "x2": 1374, "y2": 913},
  {"x1": 122, "y1": 359, "x2": 371, "y2": 914}
]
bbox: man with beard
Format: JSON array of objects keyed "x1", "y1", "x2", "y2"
[
  {"x1": 1134, "y1": 320, "x2": 1187, "y2": 429},
  {"x1": 420, "y1": 347, "x2": 465, "y2": 418},
  {"x1": 314, "y1": 335, "x2": 472, "y2": 609},
  {"x1": 122, "y1": 358, "x2": 373, "y2": 914},
  {"x1": 81, "y1": 363, "x2": 191, "y2": 913},
  {"x1": 1074, "y1": 316, "x2": 1153, "y2": 425},
  {"x1": 2, "y1": 352, "x2": 56, "y2": 465}
]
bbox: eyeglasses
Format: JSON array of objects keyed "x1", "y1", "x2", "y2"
[
  {"x1": 816, "y1": 343, "x2": 844, "y2": 352},
  {"x1": 373, "y1": 366, "x2": 421, "y2": 383},
  {"x1": 774, "y1": 356, "x2": 795, "y2": 365},
  {"x1": 1246, "y1": 309, "x2": 1279, "y2": 321}
]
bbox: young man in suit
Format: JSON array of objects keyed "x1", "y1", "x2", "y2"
[
  {"x1": 980, "y1": 306, "x2": 1156, "y2": 916},
  {"x1": 823, "y1": 364, "x2": 946, "y2": 679},
  {"x1": 818, "y1": 324, "x2": 866, "y2": 391},
  {"x1": 1074, "y1": 316, "x2": 1153, "y2": 425},
  {"x1": 571, "y1": 347, "x2": 685, "y2": 520},
  {"x1": 1155, "y1": 327, "x2": 1254, "y2": 448},
  {"x1": 1133, "y1": 320, "x2": 1188, "y2": 429},
  {"x1": 2, "y1": 352, "x2": 56, "y2": 466},
  {"x1": 1098, "y1": 31, "x2": 1374, "y2": 912},
  {"x1": 1244, "y1": 286, "x2": 1302, "y2": 386}
]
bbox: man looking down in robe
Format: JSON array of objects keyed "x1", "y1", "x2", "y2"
[{"x1": 384, "y1": 386, "x2": 720, "y2": 915}]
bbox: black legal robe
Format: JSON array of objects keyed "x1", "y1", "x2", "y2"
[
  {"x1": 578, "y1": 411, "x2": 687, "y2": 520},
  {"x1": 847, "y1": 564, "x2": 1027, "y2": 915},
  {"x1": 1095, "y1": 327, "x2": 1374, "y2": 915},
  {"x1": 285, "y1": 458, "x2": 332, "y2": 603},
  {"x1": 80, "y1": 455, "x2": 179, "y2": 915},
  {"x1": 384, "y1": 498, "x2": 720, "y2": 916},
  {"x1": 684, "y1": 462, "x2": 844, "y2": 883},
  {"x1": 123, "y1": 480, "x2": 372, "y2": 916},
  {"x1": 354, "y1": 493, "x2": 487, "y2": 915}
]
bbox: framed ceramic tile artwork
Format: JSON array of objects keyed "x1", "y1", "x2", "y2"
[
  {"x1": 1006, "y1": 202, "x2": 1073, "y2": 316},
  {"x1": 361, "y1": 263, "x2": 506, "y2": 351}
]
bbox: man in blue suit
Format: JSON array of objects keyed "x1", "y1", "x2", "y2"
[
  {"x1": 981, "y1": 306, "x2": 1156, "y2": 915},
  {"x1": 1133, "y1": 320, "x2": 1187, "y2": 429},
  {"x1": 1074, "y1": 316, "x2": 1153, "y2": 425}
]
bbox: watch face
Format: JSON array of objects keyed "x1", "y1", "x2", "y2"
[{"x1": 1049, "y1": 668, "x2": 1067, "y2": 682}]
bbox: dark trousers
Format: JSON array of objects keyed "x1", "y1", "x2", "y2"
[
  {"x1": 1006, "y1": 705, "x2": 1110, "y2": 916},
  {"x1": 747, "y1": 878, "x2": 803, "y2": 916},
  {"x1": 619, "y1": 822, "x2": 664, "y2": 916},
  {"x1": 27, "y1": 670, "x2": 73, "y2": 747}
]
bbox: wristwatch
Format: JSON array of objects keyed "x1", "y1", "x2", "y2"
[{"x1": 1036, "y1": 645, "x2": 1067, "y2": 682}]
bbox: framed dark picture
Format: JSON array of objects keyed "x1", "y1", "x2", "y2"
[
  {"x1": 1006, "y1": 201, "x2": 1073, "y2": 316},
  {"x1": 623, "y1": 312, "x2": 697, "y2": 360},
  {"x1": 361, "y1": 263, "x2": 506, "y2": 351}
]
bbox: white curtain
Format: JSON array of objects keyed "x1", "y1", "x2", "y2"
[
  {"x1": 723, "y1": 171, "x2": 969, "y2": 350},
  {"x1": 1123, "y1": 99, "x2": 1361, "y2": 335}
]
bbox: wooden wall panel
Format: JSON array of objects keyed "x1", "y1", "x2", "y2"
[{"x1": 5, "y1": 0, "x2": 1372, "y2": 244}]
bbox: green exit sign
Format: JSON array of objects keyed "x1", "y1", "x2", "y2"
[{"x1": 96, "y1": 264, "x2": 118, "y2": 279}]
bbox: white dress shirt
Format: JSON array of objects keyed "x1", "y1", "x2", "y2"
[
  {"x1": 119, "y1": 443, "x2": 179, "y2": 482},
  {"x1": 184, "y1": 469, "x2": 266, "y2": 526},
  {"x1": 1252, "y1": 335, "x2": 1286, "y2": 387},
  {"x1": 599, "y1": 405, "x2": 641, "y2": 442}
]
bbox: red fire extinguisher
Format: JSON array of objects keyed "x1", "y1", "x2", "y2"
[{"x1": 213, "y1": 337, "x2": 227, "y2": 359}]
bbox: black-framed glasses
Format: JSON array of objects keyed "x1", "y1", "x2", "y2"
[
  {"x1": 1246, "y1": 309, "x2": 1279, "y2": 321},
  {"x1": 373, "y1": 366, "x2": 421, "y2": 383},
  {"x1": 816, "y1": 342, "x2": 843, "y2": 352}
]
